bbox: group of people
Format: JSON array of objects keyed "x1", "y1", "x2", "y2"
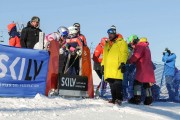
[
  {"x1": 93, "y1": 28, "x2": 156, "y2": 105},
  {"x1": 8, "y1": 16, "x2": 87, "y2": 75},
  {"x1": 7, "y1": 16, "x2": 178, "y2": 105},
  {"x1": 93, "y1": 27, "x2": 178, "y2": 105}
]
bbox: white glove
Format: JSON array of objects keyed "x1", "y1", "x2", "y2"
[
  {"x1": 59, "y1": 48, "x2": 64, "y2": 54},
  {"x1": 76, "y1": 49, "x2": 82, "y2": 56}
]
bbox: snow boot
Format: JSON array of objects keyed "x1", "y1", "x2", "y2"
[
  {"x1": 115, "y1": 99, "x2": 122, "y2": 106},
  {"x1": 128, "y1": 95, "x2": 141, "y2": 105},
  {"x1": 108, "y1": 99, "x2": 115, "y2": 104},
  {"x1": 144, "y1": 96, "x2": 153, "y2": 105}
]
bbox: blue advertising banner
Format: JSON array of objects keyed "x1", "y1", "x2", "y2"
[{"x1": 0, "y1": 45, "x2": 49, "y2": 97}]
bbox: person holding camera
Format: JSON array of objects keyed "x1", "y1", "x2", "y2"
[{"x1": 162, "y1": 48, "x2": 176, "y2": 101}]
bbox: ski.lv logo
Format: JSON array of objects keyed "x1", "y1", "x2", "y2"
[
  {"x1": 0, "y1": 54, "x2": 43, "y2": 81},
  {"x1": 61, "y1": 77, "x2": 76, "y2": 87}
]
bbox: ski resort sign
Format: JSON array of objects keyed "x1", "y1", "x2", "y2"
[
  {"x1": 58, "y1": 74, "x2": 88, "y2": 97},
  {"x1": 0, "y1": 45, "x2": 49, "y2": 97}
]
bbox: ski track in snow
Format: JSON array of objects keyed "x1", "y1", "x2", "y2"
[{"x1": 0, "y1": 71, "x2": 179, "y2": 120}]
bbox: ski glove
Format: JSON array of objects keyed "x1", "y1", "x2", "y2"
[{"x1": 118, "y1": 63, "x2": 126, "y2": 73}]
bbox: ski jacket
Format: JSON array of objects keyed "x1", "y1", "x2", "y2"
[
  {"x1": 102, "y1": 38, "x2": 129, "y2": 81},
  {"x1": 7, "y1": 23, "x2": 21, "y2": 47},
  {"x1": 78, "y1": 34, "x2": 87, "y2": 46},
  {"x1": 20, "y1": 21, "x2": 42, "y2": 48},
  {"x1": 44, "y1": 32, "x2": 61, "y2": 48},
  {"x1": 93, "y1": 43, "x2": 104, "y2": 63},
  {"x1": 66, "y1": 37, "x2": 83, "y2": 48},
  {"x1": 162, "y1": 52, "x2": 176, "y2": 76},
  {"x1": 129, "y1": 40, "x2": 155, "y2": 83}
]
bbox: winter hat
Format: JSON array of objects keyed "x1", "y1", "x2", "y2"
[
  {"x1": 139, "y1": 37, "x2": 148, "y2": 42},
  {"x1": 7, "y1": 23, "x2": 16, "y2": 32},
  {"x1": 110, "y1": 25, "x2": 116, "y2": 30},
  {"x1": 31, "y1": 16, "x2": 40, "y2": 22}
]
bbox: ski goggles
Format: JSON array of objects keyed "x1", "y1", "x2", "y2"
[
  {"x1": 107, "y1": 28, "x2": 116, "y2": 34},
  {"x1": 61, "y1": 31, "x2": 69, "y2": 38}
]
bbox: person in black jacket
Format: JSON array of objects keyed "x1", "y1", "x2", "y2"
[{"x1": 20, "y1": 16, "x2": 42, "y2": 48}]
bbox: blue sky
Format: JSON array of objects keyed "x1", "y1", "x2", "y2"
[{"x1": 0, "y1": 0, "x2": 180, "y2": 67}]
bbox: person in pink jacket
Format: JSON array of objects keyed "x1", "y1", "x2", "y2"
[{"x1": 128, "y1": 36, "x2": 155, "y2": 105}]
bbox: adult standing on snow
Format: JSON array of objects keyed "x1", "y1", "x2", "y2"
[
  {"x1": 128, "y1": 37, "x2": 155, "y2": 105},
  {"x1": 20, "y1": 16, "x2": 42, "y2": 48},
  {"x1": 109, "y1": 25, "x2": 123, "y2": 39},
  {"x1": 101, "y1": 28, "x2": 128, "y2": 105},
  {"x1": 73, "y1": 23, "x2": 87, "y2": 46},
  {"x1": 7, "y1": 22, "x2": 21, "y2": 47},
  {"x1": 93, "y1": 37, "x2": 108, "y2": 95},
  {"x1": 162, "y1": 48, "x2": 176, "y2": 101},
  {"x1": 93, "y1": 37, "x2": 108, "y2": 79}
]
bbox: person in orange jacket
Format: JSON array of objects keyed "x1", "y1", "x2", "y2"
[
  {"x1": 73, "y1": 23, "x2": 87, "y2": 46},
  {"x1": 7, "y1": 23, "x2": 21, "y2": 47},
  {"x1": 93, "y1": 37, "x2": 108, "y2": 96},
  {"x1": 93, "y1": 37, "x2": 108, "y2": 79}
]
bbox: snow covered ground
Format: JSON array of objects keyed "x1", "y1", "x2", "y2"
[{"x1": 0, "y1": 71, "x2": 179, "y2": 120}]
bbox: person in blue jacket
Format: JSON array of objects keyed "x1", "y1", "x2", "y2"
[{"x1": 162, "y1": 48, "x2": 176, "y2": 101}]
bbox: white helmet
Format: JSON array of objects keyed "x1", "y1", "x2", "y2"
[
  {"x1": 57, "y1": 26, "x2": 69, "y2": 37},
  {"x1": 68, "y1": 26, "x2": 78, "y2": 35}
]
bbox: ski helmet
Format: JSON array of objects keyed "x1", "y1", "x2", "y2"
[
  {"x1": 100, "y1": 37, "x2": 108, "y2": 46},
  {"x1": 128, "y1": 34, "x2": 138, "y2": 43},
  {"x1": 68, "y1": 26, "x2": 78, "y2": 38},
  {"x1": 57, "y1": 26, "x2": 69, "y2": 38}
]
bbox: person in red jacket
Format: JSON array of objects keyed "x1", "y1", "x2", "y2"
[
  {"x1": 93, "y1": 37, "x2": 108, "y2": 96},
  {"x1": 128, "y1": 37, "x2": 155, "y2": 105},
  {"x1": 7, "y1": 23, "x2": 21, "y2": 47},
  {"x1": 73, "y1": 23, "x2": 87, "y2": 46}
]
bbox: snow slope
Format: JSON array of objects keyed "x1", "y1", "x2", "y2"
[{"x1": 0, "y1": 71, "x2": 179, "y2": 120}]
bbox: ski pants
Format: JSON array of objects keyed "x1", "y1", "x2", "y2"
[
  {"x1": 165, "y1": 75, "x2": 175, "y2": 100},
  {"x1": 106, "y1": 78, "x2": 123, "y2": 101},
  {"x1": 133, "y1": 80, "x2": 152, "y2": 97}
]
